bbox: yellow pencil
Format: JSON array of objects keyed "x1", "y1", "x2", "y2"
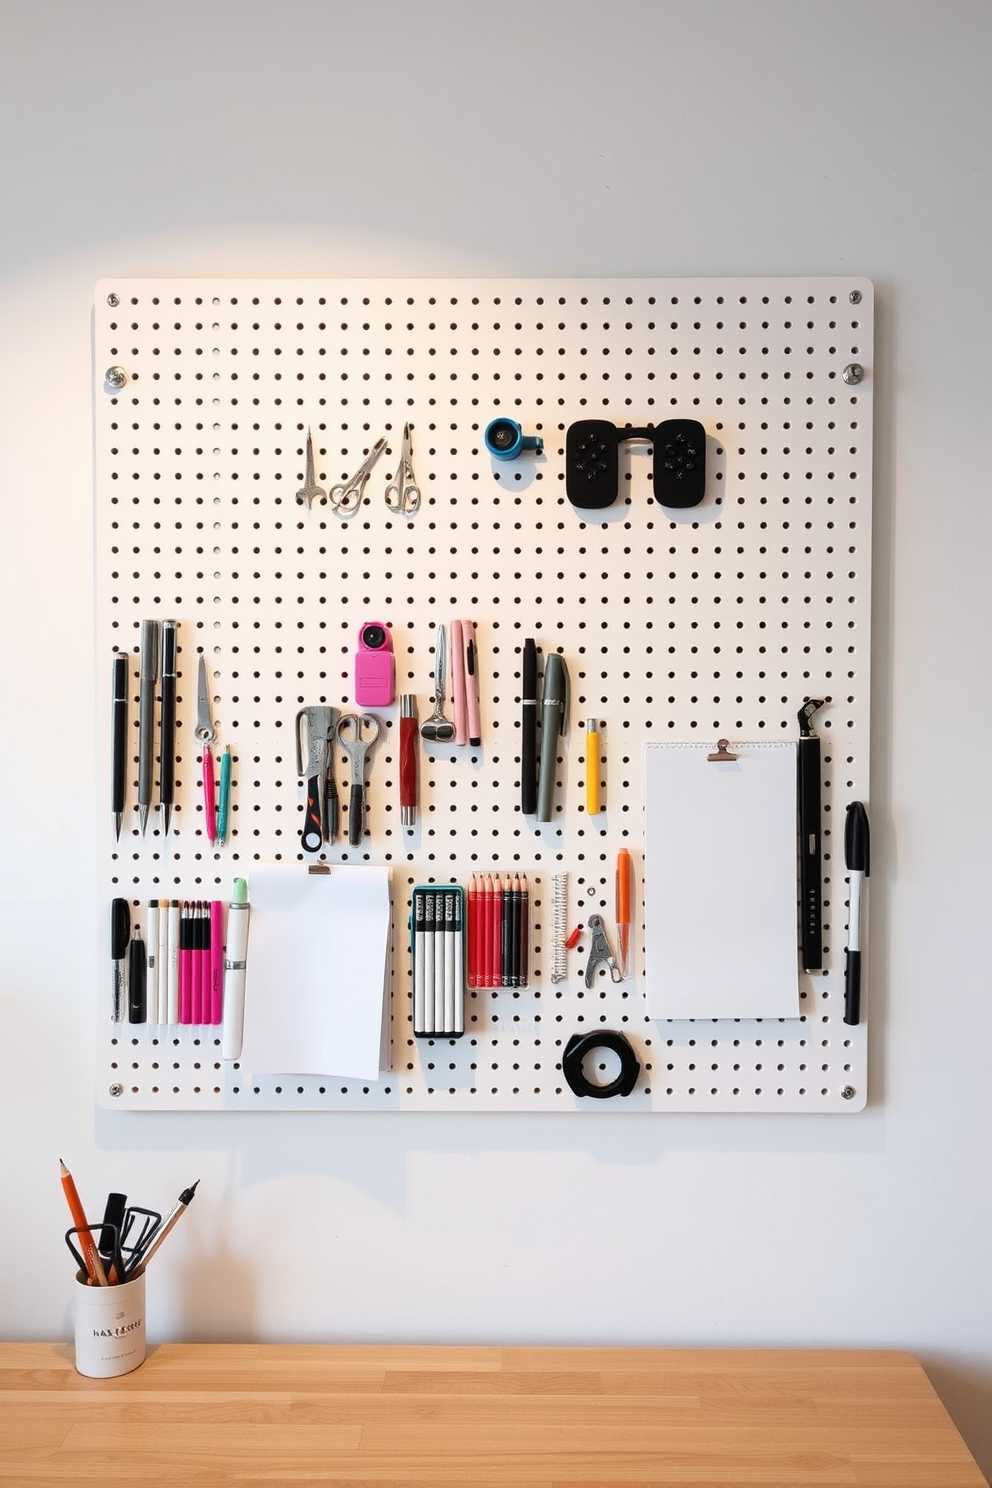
[{"x1": 585, "y1": 719, "x2": 600, "y2": 816}]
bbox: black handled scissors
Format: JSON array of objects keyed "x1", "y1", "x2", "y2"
[{"x1": 336, "y1": 713, "x2": 381, "y2": 846}]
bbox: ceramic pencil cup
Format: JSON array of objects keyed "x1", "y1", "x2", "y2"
[{"x1": 73, "y1": 1268, "x2": 146, "y2": 1378}]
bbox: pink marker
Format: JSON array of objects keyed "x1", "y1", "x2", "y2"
[
  {"x1": 202, "y1": 749, "x2": 217, "y2": 844},
  {"x1": 191, "y1": 901, "x2": 203, "y2": 1024},
  {"x1": 450, "y1": 619, "x2": 467, "y2": 744},
  {"x1": 179, "y1": 901, "x2": 193, "y2": 1023},
  {"x1": 462, "y1": 620, "x2": 482, "y2": 748},
  {"x1": 210, "y1": 900, "x2": 224, "y2": 1024}
]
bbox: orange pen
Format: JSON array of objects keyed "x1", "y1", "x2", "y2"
[{"x1": 615, "y1": 849, "x2": 633, "y2": 980}]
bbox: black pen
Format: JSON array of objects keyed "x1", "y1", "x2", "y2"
[
  {"x1": 137, "y1": 619, "x2": 159, "y2": 836},
  {"x1": 128, "y1": 925, "x2": 147, "y2": 1023},
  {"x1": 111, "y1": 652, "x2": 130, "y2": 841},
  {"x1": 537, "y1": 652, "x2": 569, "y2": 822},
  {"x1": 111, "y1": 897, "x2": 131, "y2": 1023},
  {"x1": 844, "y1": 801, "x2": 870, "y2": 1025},
  {"x1": 797, "y1": 698, "x2": 825, "y2": 971},
  {"x1": 520, "y1": 638, "x2": 538, "y2": 815},
  {"x1": 99, "y1": 1192, "x2": 128, "y2": 1282},
  {"x1": 159, "y1": 620, "x2": 177, "y2": 835}
]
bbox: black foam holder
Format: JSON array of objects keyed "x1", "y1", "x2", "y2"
[{"x1": 565, "y1": 418, "x2": 706, "y2": 510}]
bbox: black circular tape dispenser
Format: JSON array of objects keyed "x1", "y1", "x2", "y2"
[{"x1": 561, "y1": 1030, "x2": 640, "y2": 1099}]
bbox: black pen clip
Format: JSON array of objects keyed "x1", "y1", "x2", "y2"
[{"x1": 798, "y1": 697, "x2": 825, "y2": 737}]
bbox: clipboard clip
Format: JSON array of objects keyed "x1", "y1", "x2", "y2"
[{"x1": 707, "y1": 738, "x2": 738, "y2": 761}]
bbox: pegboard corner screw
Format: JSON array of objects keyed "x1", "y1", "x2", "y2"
[
  {"x1": 106, "y1": 292, "x2": 120, "y2": 308},
  {"x1": 841, "y1": 1085, "x2": 857, "y2": 1101},
  {"x1": 848, "y1": 289, "x2": 863, "y2": 305},
  {"x1": 842, "y1": 363, "x2": 864, "y2": 385},
  {"x1": 105, "y1": 366, "x2": 128, "y2": 390},
  {"x1": 108, "y1": 1083, "x2": 124, "y2": 1098}
]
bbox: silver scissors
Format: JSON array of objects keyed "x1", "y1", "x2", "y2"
[
  {"x1": 384, "y1": 423, "x2": 421, "y2": 514},
  {"x1": 327, "y1": 437, "x2": 387, "y2": 515},
  {"x1": 195, "y1": 655, "x2": 216, "y2": 744},
  {"x1": 296, "y1": 705, "x2": 338, "y2": 853},
  {"x1": 336, "y1": 713, "x2": 381, "y2": 846},
  {"x1": 296, "y1": 428, "x2": 326, "y2": 509}
]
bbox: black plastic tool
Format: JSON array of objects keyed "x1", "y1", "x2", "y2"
[{"x1": 565, "y1": 418, "x2": 706, "y2": 510}]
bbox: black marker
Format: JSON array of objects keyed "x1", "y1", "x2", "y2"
[
  {"x1": 128, "y1": 924, "x2": 146, "y2": 1024},
  {"x1": 797, "y1": 699, "x2": 825, "y2": 971},
  {"x1": 844, "y1": 802, "x2": 871, "y2": 1026},
  {"x1": 111, "y1": 652, "x2": 129, "y2": 841},
  {"x1": 110, "y1": 897, "x2": 131, "y2": 1023}
]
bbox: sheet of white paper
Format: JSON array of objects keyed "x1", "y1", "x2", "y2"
[
  {"x1": 240, "y1": 865, "x2": 391, "y2": 1079},
  {"x1": 644, "y1": 742, "x2": 800, "y2": 1020}
]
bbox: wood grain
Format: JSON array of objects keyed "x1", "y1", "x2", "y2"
[{"x1": 0, "y1": 1344, "x2": 985, "y2": 1487}]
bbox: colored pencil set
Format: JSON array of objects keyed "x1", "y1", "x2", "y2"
[
  {"x1": 126, "y1": 899, "x2": 226, "y2": 1026},
  {"x1": 411, "y1": 886, "x2": 465, "y2": 1038},
  {"x1": 467, "y1": 873, "x2": 529, "y2": 990}
]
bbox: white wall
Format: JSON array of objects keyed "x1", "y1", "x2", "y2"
[{"x1": 2, "y1": 0, "x2": 990, "y2": 1472}]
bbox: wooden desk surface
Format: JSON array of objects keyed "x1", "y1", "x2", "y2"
[{"x1": 0, "y1": 1343, "x2": 985, "y2": 1487}]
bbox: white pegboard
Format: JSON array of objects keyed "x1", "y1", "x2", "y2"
[{"x1": 93, "y1": 276, "x2": 872, "y2": 1112}]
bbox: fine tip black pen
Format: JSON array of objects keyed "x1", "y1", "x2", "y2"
[
  {"x1": 159, "y1": 620, "x2": 178, "y2": 836},
  {"x1": 111, "y1": 652, "x2": 130, "y2": 842},
  {"x1": 520, "y1": 639, "x2": 538, "y2": 816},
  {"x1": 843, "y1": 801, "x2": 870, "y2": 1026},
  {"x1": 137, "y1": 619, "x2": 160, "y2": 837},
  {"x1": 129, "y1": 1179, "x2": 200, "y2": 1277}
]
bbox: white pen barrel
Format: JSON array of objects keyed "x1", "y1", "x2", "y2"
[
  {"x1": 848, "y1": 873, "x2": 863, "y2": 953},
  {"x1": 221, "y1": 900, "x2": 250, "y2": 1060}
]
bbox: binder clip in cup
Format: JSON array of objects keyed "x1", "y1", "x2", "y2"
[
  {"x1": 73, "y1": 1269, "x2": 146, "y2": 1378},
  {"x1": 485, "y1": 418, "x2": 543, "y2": 461}
]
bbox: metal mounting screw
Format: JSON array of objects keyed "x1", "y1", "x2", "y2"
[
  {"x1": 841, "y1": 1085, "x2": 856, "y2": 1101},
  {"x1": 109, "y1": 1083, "x2": 124, "y2": 1098},
  {"x1": 106, "y1": 292, "x2": 120, "y2": 308},
  {"x1": 105, "y1": 365, "x2": 128, "y2": 389},
  {"x1": 842, "y1": 363, "x2": 864, "y2": 385},
  {"x1": 849, "y1": 290, "x2": 862, "y2": 305}
]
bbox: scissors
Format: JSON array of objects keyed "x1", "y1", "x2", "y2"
[
  {"x1": 327, "y1": 437, "x2": 387, "y2": 515},
  {"x1": 195, "y1": 655, "x2": 220, "y2": 843},
  {"x1": 195, "y1": 655, "x2": 216, "y2": 744},
  {"x1": 296, "y1": 428, "x2": 326, "y2": 509},
  {"x1": 336, "y1": 713, "x2": 381, "y2": 846},
  {"x1": 296, "y1": 705, "x2": 339, "y2": 853},
  {"x1": 384, "y1": 423, "x2": 421, "y2": 514}
]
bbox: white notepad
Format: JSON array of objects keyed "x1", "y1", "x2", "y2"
[
  {"x1": 240, "y1": 865, "x2": 391, "y2": 1079},
  {"x1": 644, "y1": 742, "x2": 800, "y2": 1020}
]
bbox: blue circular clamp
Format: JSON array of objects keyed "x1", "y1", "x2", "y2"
[{"x1": 485, "y1": 418, "x2": 544, "y2": 461}]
